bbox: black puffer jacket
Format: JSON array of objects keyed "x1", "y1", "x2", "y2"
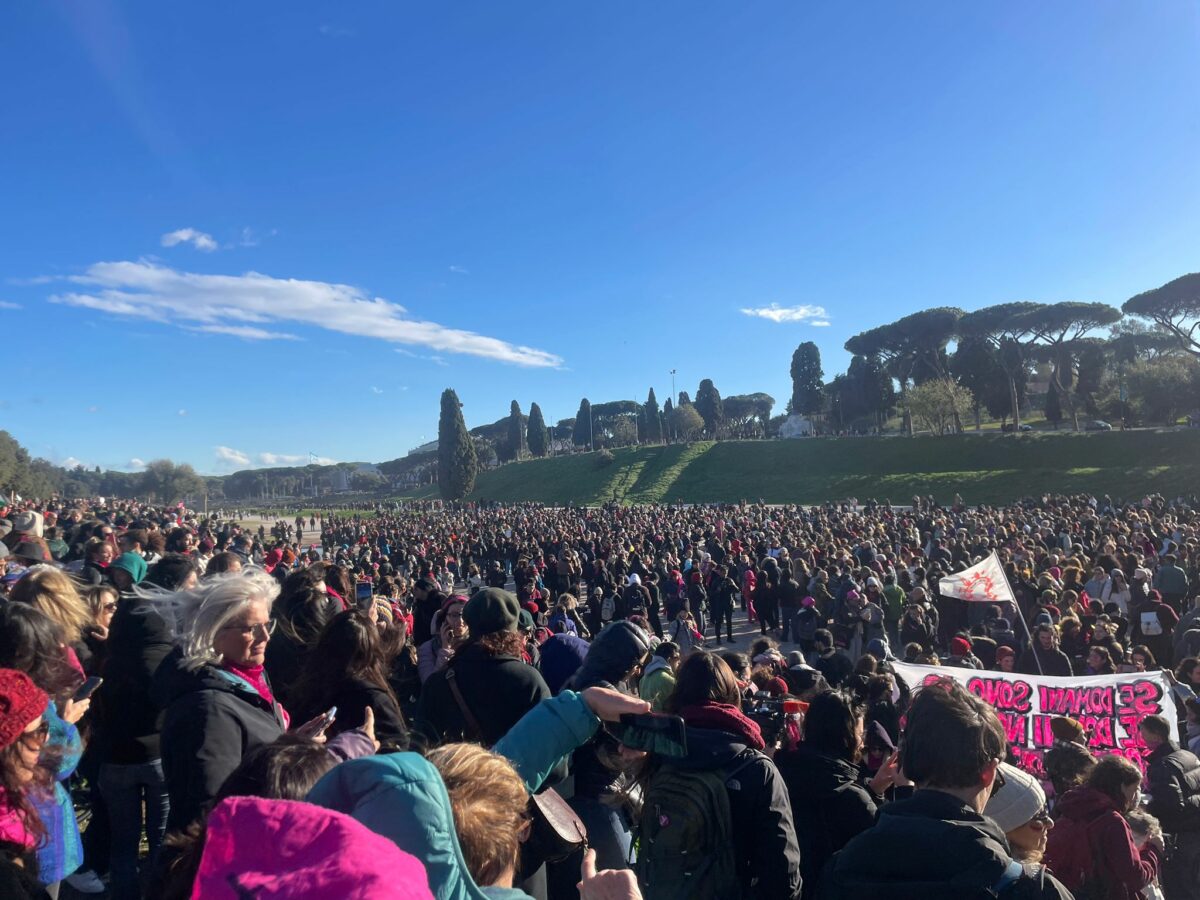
[
  {"x1": 670, "y1": 724, "x2": 802, "y2": 900},
  {"x1": 819, "y1": 789, "x2": 1072, "y2": 900},
  {"x1": 1146, "y1": 740, "x2": 1200, "y2": 833},
  {"x1": 154, "y1": 648, "x2": 286, "y2": 830},
  {"x1": 775, "y1": 744, "x2": 880, "y2": 899}
]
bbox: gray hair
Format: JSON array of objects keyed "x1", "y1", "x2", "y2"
[{"x1": 136, "y1": 568, "x2": 280, "y2": 671}]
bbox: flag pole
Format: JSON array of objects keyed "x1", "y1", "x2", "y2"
[{"x1": 994, "y1": 551, "x2": 1043, "y2": 677}]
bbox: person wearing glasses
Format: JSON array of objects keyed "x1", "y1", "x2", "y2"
[
  {"x1": 154, "y1": 569, "x2": 329, "y2": 833},
  {"x1": 984, "y1": 763, "x2": 1054, "y2": 864},
  {"x1": 0, "y1": 668, "x2": 53, "y2": 900}
]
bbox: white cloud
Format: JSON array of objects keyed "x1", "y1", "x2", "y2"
[
  {"x1": 190, "y1": 324, "x2": 300, "y2": 341},
  {"x1": 811, "y1": 320, "x2": 831, "y2": 327},
  {"x1": 178, "y1": 409, "x2": 187, "y2": 416},
  {"x1": 127, "y1": 458, "x2": 147, "y2": 470},
  {"x1": 215, "y1": 445, "x2": 251, "y2": 466},
  {"x1": 62, "y1": 456, "x2": 85, "y2": 469},
  {"x1": 319, "y1": 24, "x2": 355, "y2": 37},
  {"x1": 739, "y1": 303, "x2": 829, "y2": 324},
  {"x1": 0, "y1": 301, "x2": 21, "y2": 310},
  {"x1": 258, "y1": 452, "x2": 337, "y2": 466},
  {"x1": 161, "y1": 228, "x2": 218, "y2": 252},
  {"x1": 50, "y1": 260, "x2": 563, "y2": 368},
  {"x1": 370, "y1": 386, "x2": 383, "y2": 394},
  {"x1": 86, "y1": 406, "x2": 99, "y2": 414},
  {"x1": 448, "y1": 265, "x2": 469, "y2": 275}
]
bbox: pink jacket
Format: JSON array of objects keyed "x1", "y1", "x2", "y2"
[{"x1": 193, "y1": 796, "x2": 434, "y2": 900}]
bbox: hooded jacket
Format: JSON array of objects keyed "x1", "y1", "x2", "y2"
[
  {"x1": 194, "y1": 796, "x2": 434, "y2": 900},
  {"x1": 154, "y1": 647, "x2": 286, "y2": 830},
  {"x1": 1043, "y1": 785, "x2": 1158, "y2": 900},
  {"x1": 820, "y1": 789, "x2": 1072, "y2": 900},
  {"x1": 306, "y1": 753, "x2": 531, "y2": 900}
]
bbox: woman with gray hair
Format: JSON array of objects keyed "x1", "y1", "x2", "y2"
[{"x1": 153, "y1": 569, "x2": 327, "y2": 831}]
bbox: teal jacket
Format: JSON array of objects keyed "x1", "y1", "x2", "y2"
[{"x1": 307, "y1": 691, "x2": 600, "y2": 900}]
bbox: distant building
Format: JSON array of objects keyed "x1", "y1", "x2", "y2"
[
  {"x1": 330, "y1": 468, "x2": 350, "y2": 492},
  {"x1": 779, "y1": 415, "x2": 814, "y2": 438}
]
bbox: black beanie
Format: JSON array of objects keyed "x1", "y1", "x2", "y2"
[{"x1": 464, "y1": 587, "x2": 520, "y2": 636}]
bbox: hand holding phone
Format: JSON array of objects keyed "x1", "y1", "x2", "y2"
[{"x1": 73, "y1": 676, "x2": 103, "y2": 703}]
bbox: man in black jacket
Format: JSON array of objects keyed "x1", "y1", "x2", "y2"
[
  {"x1": 411, "y1": 577, "x2": 448, "y2": 646},
  {"x1": 1141, "y1": 714, "x2": 1200, "y2": 900},
  {"x1": 819, "y1": 679, "x2": 1071, "y2": 899}
]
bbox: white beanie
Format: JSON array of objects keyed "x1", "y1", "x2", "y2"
[
  {"x1": 984, "y1": 763, "x2": 1045, "y2": 833},
  {"x1": 627, "y1": 573, "x2": 641, "y2": 586}
]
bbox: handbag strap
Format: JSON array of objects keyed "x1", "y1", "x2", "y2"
[{"x1": 444, "y1": 666, "x2": 486, "y2": 744}]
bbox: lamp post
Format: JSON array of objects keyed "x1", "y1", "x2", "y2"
[{"x1": 669, "y1": 369, "x2": 678, "y2": 442}]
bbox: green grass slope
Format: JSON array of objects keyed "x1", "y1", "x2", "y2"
[{"x1": 454, "y1": 431, "x2": 1200, "y2": 505}]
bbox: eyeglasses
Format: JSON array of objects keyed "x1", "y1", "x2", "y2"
[
  {"x1": 102, "y1": 602, "x2": 118, "y2": 612},
  {"x1": 220, "y1": 620, "x2": 276, "y2": 639},
  {"x1": 1030, "y1": 808, "x2": 1053, "y2": 829},
  {"x1": 19, "y1": 721, "x2": 50, "y2": 751}
]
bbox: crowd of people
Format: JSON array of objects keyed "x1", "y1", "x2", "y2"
[{"x1": 0, "y1": 490, "x2": 1197, "y2": 898}]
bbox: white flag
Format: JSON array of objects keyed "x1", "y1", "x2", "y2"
[{"x1": 937, "y1": 552, "x2": 1015, "y2": 604}]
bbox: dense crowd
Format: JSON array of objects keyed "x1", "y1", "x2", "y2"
[{"x1": 0, "y1": 491, "x2": 1197, "y2": 898}]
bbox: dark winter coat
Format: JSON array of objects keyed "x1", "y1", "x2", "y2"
[
  {"x1": 820, "y1": 789, "x2": 1072, "y2": 900},
  {"x1": 776, "y1": 743, "x2": 880, "y2": 899},
  {"x1": 1043, "y1": 785, "x2": 1159, "y2": 900},
  {"x1": 670, "y1": 724, "x2": 802, "y2": 900},
  {"x1": 95, "y1": 596, "x2": 174, "y2": 764},
  {"x1": 1015, "y1": 644, "x2": 1073, "y2": 678},
  {"x1": 1145, "y1": 740, "x2": 1200, "y2": 834},
  {"x1": 415, "y1": 641, "x2": 549, "y2": 746},
  {"x1": 293, "y1": 675, "x2": 408, "y2": 750},
  {"x1": 155, "y1": 648, "x2": 286, "y2": 830}
]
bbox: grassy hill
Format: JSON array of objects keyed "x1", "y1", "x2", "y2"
[{"x1": 397, "y1": 430, "x2": 1200, "y2": 506}]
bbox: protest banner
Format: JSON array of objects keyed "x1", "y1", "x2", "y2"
[{"x1": 892, "y1": 661, "x2": 1180, "y2": 775}]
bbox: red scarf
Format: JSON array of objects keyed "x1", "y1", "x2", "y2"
[
  {"x1": 223, "y1": 662, "x2": 291, "y2": 728},
  {"x1": 677, "y1": 701, "x2": 765, "y2": 750}
]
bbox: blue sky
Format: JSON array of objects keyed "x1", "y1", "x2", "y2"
[{"x1": 1, "y1": 2, "x2": 1198, "y2": 474}]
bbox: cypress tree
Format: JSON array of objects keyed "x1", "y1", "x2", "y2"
[
  {"x1": 506, "y1": 400, "x2": 527, "y2": 460},
  {"x1": 527, "y1": 402, "x2": 550, "y2": 457},
  {"x1": 572, "y1": 398, "x2": 593, "y2": 448},
  {"x1": 643, "y1": 388, "x2": 663, "y2": 442},
  {"x1": 438, "y1": 388, "x2": 477, "y2": 500}
]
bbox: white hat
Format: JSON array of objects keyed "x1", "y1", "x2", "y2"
[
  {"x1": 627, "y1": 573, "x2": 641, "y2": 586},
  {"x1": 866, "y1": 577, "x2": 881, "y2": 588},
  {"x1": 984, "y1": 763, "x2": 1045, "y2": 833}
]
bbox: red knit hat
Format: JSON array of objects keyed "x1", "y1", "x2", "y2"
[
  {"x1": 950, "y1": 637, "x2": 973, "y2": 658},
  {"x1": 0, "y1": 669, "x2": 48, "y2": 749}
]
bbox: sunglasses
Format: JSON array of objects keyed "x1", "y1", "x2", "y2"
[{"x1": 19, "y1": 720, "x2": 50, "y2": 751}]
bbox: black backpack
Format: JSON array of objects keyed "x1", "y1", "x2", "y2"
[{"x1": 636, "y1": 752, "x2": 759, "y2": 900}]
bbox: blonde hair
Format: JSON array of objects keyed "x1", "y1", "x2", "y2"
[
  {"x1": 426, "y1": 744, "x2": 528, "y2": 888},
  {"x1": 83, "y1": 584, "x2": 120, "y2": 619},
  {"x1": 9, "y1": 566, "x2": 92, "y2": 644}
]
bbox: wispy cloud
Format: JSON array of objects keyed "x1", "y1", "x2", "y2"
[
  {"x1": 739, "y1": 303, "x2": 829, "y2": 324},
  {"x1": 0, "y1": 301, "x2": 21, "y2": 310},
  {"x1": 62, "y1": 456, "x2": 86, "y2": 469},
  {"x1": 190, "y1": 324, "x2": 300, "y2": 341},
  {"x1": 370, "y1": 386, "x2": 383, "y2": 395},
  {"x1": 49, "y1": 260, "x2": 562, "y2": 367},
  {"x1": 258, "y1": 451, "x2": 338, "y2": 466},
  {"x1": 178, "y1": 409, "x2": 187, "y2": 416},
  {"x1": 215, "y1": 445, "x2": 250, "y2": 467},
  {"x1": 448, "y1": 265, "x2": 469, "y2": 275},
  {"x1": 161, "y1": 228, "x2": 217, "y2": 252},
  {"x1": 127, "y1": 458, "x2": 147, "y2": 471},
  {"x1": 319, "y1": 24, "x2": 355, "y2": 37},
  {"x1": 811, "y1": 320, "x2": 831, "y2": 327}
]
